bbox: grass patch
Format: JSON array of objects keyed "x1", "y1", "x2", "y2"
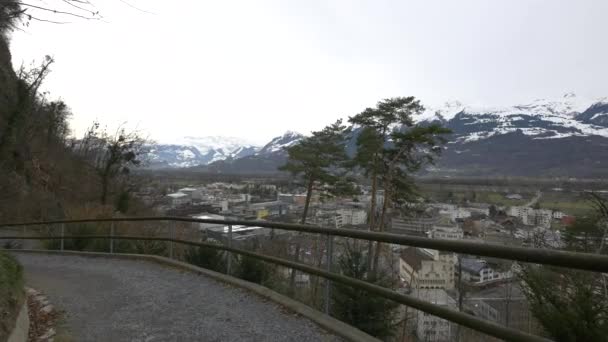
[
  {"x1": 538, "y1": 200, "x2": 593, "y2": 216},
  {"x1": 0, "y1": 250, "x2": 24, "y2": 342},
  {"x1": 474, "y1": 192, "x2": 529, "y2": 207},
  {"x1": 538, "y1": 191, "x2": 594, "y2": 216}
]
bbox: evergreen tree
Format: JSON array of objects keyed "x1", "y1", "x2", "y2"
[
  {"x1": 279, "y1": 119, "x2": 354, "y2": 295},
  {"x1": 236, "y1": 255, "x2": 275, "y2": 285},
  {"x1": 279, "y1": 119, "x2": 351, "y2": 224},
  {"x1": 331, "y1": 244, "x2": 399, "y2": 339},
  {"x1": 349, "y1": 97, "x2": 451, "y2": 271},
  {"x1": 519, "y1": 195, "x2": 608, "y2": 341},
  {"x1": 184, "y1": 245, "x2": 226, "y2": 273}
]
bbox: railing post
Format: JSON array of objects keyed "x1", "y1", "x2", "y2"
[
  {"x1": 169, "y1": 221, "x2": 174, "y2": 259},
  {"x1": 60, "y1": 223, "x2": 65, "y2": 251},
  {"x1": 227, "y1": 224, "x2": 233, "y2": 274},
  {"x1": 324, "y1": 233, "x2": 334, "y2": 314},
  {"x1": 110, "y1": 222, "x2": 114, "y2": 254}
]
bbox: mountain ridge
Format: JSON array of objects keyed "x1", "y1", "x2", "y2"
[{"x1": 148, "y1": 94, "x2": 608, "y2": 177}]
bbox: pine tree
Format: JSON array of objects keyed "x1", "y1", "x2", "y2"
[
  {"x1": 519, "y1": 194, "x2": 608, "y2": 341},
  {"x1": 279, "y1": 119, "x2": 351, "y2": 223},
  {"x1": 279, "y1": 119, "x2": 354, "y2": 296},
  {"x1": 349, "y1": 97, "x2": 451, "y2": 271},
  {"x1": 331, "y1": 244, "x2": 399, "y2": 339}
]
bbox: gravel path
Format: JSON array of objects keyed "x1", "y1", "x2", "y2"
[{"x1": 14, "y1": 253, "x2": 341, "y2": 342}]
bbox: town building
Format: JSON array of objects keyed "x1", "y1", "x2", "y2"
[
  {"x1": 460, "y1": 258, "x2": 513, "y2": 285},
  {"x1": 336, "y1": 208, "x2": 367, "y2": 226},
  {"x1": 438, "y1": 206, "x2": 472, "y2": 221},
  {"x1": 391, "y1": 216, "x2": 439, "y2": 236},
  {"x1": 508, "y1": 206, "x2": 553, "y2": 228},
  {"x1": 413, "y1": 289, "x2": 456, "y2": 342},
  {"x1": 465, "y1": 283, "x2": 541, "y2": 337},
  {"x1": 429, "y1": 218, "x2": 464, "y2": 240},
  {"x1": 399, "y1": 248, "x2": 455, "y2": 290},
  {"x1": 166, "y1": 192, "x2": 190, "y2": 207},
  {"x1": 178, "y1": 187, "x2": 203, "y2": 200}
]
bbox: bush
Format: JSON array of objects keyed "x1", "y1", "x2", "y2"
[
  {"x1": 235, "y1": 255, "x2": 275, "y2": 285},
  {"x1": 331, "y1": 247, "x2": 399, "y2": 339},
  {"x1": 184, "y1": 245, "x2": 226, "y2": 273},
  {"x1": 0, "y1": 250, "x2": 23, "y2": 341},
  {"x1": 44, "y1": 223, "x2": 99, "y2": 251}
]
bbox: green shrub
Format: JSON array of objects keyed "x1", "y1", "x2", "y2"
[
  {"x1": 331, "y1": 247, "x2": 399, "y2": 339},
  {"x1": 236, "y1": 255, "x2": 275, "y2": 285},
  {"x1": 0, "y1": 250, "x2": 23, "y2": 341},
  {"x1": 44, "y1": 224, "x2": 97, "y2": 251},
  {"x1": 184, "y1": 245, "x2": 226, "y2": 273}
]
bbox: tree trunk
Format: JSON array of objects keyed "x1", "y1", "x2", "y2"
[
  {"x1": 309, "y1": 236, "x2": 326, "y2": 307},
  {"x1": 455, "y1": 256, "x2": 464, "y2": 341},
  {"x1": 301, "y1": 176, "x2": 314, "y2": 224},
  {"x1": 367, "y1": 170, "x2": 378, "y2": 270},
  {"x1": 372, "y1": 181, "x2": 391, "y2": 273},
  {"x1": 289, "y1": 176, "x2": 315, "y2": 296}
]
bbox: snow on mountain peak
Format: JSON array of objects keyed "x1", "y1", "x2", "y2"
[
  {"x1": 416, "y1": 93, "x2": 607, "y2": 123},
  {"x1": 257, "y1": 131, "x2": 304, "y2": 155},
  {"x1": 413, "y1": 94, "x2": 608, "y2": 143},
  {"x1": 282, "y1": 130, "x2": 304, "y2": 138},
  {"x1": 175, "y1": 136, "x2": 259, "y2": 154},
  {"x1": 418, "y1": 101, "x2": 466, "y2": 122}
]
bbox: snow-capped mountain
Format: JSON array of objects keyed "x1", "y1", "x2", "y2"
[
  {"x1": 176, "y1": 136, "x2": 260, "y2": 161},
  {"x1": 150, "y1": 94, "x2": 608, "y2": 177},
  {"x1": 412, "y1": 93, "x2": 608, "y2": 177},
  {"x1": 147, "y1": 132, "x2": 304, "y2": 169},
  {"x1": 148, "y1": 136, "x2": 261, "y2": 168},
  {"x1": 256, "y1": 131, "x2": 304, "y2": 155},
  {"x1": 197, "y1": 131, "x2": 305, "y2": 174},
  {"x1": 416, "y1": 93, "x2": 608, "y2": 143},
  {"x1": 147, "y1": 145, "x2": 204, "y2": 168}
]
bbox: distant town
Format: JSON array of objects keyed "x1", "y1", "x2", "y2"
[{"x1": 131, "y1": 174, "x2": 587, "y2": 341}]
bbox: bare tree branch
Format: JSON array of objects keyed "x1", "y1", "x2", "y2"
[
  {"x1": 18, "y1": 2, "x2": 100, "y2": 20},
  {"x1": 117, "y1": 0, "x2": 155, "y2": 15},
  {"x1": 60, "y1": 0, "x2": 97, "y2": 16}
]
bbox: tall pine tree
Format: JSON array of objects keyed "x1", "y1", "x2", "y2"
[
  {"x1": 349, "y1": 97, "x2": 450, "y2": 271},
  {"x1": 279, "y1": 119, "x2": 353, "y2": 295}
]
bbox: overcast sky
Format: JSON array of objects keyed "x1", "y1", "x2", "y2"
[{"x1": 9, "y1": 0, "x2": 608, "y2": 145}]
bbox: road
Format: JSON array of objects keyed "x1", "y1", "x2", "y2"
[
  {"x1": 524, "y1": 191, "x2": 542, "y2": 207},
  {"x1": 14, "y1": 253, "x2": 341, "y2": 342}
]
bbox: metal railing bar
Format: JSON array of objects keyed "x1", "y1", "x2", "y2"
[
  {"x1": 3, "y1": 234, "x2": 550, "y2": 342},
  {"x1": 2, "y1": 217, "x2": 608, "y2": 273}
]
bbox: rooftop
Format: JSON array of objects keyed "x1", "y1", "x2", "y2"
[
  {"x1": 167, "y1": 192, "x2": 189, "y2": 198},
  {"x1": 461, "y1": 258, "x2": 490, "y2": 274},
  {"x1": 400, "y1": 247, "x2": 435, "y2": 271}
]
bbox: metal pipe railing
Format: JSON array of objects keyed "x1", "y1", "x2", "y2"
[
  {"x1": 4, "y1": 234, "x2": 550, "y2": 342},
  {"x1": 2, "y1": 216, "x2": 608, "y2": 272}
]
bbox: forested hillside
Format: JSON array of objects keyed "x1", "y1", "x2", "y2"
[{"x1": 0, "y1": 2, "x2": 148, "y2": 223}]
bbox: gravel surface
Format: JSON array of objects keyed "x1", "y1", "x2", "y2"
[{"x1": 14, "y1": 253, "x2": 342, "y2": 342}]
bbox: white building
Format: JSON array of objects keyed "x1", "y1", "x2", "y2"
[
  {"x1": 413, "y1": 289, "x2": 456, "y2": 342},
  {"x1": 179, "y1": 187, "x2": 203, "y2": 200},
  {"x1": 439, "y1": 207, "x2": 471, "y2": 221},
  {"x1": 429, "y1": 220, "x2": 464, "y2": 240},
  {"x1": 460, "y1": 258, "x2": 513, "y2": 285},
  {"x1": 399, "y1": 248, "x2": 456, "y2": 290},
  {"x1": 552, "y1": 211, "x2": 566, "y2": 219},
  {"x1": 166, "y1": 192, "x2": 190, "y2": 207},
  {"x1": 336, "y1": 208, "x2": 367, "y2": 226},
  {"x1": 508, "y1": 206, "x2": 553, "y2": 228},
  {"x1": 191, "y1": 213, "x2": 226, "y2": 233}
]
